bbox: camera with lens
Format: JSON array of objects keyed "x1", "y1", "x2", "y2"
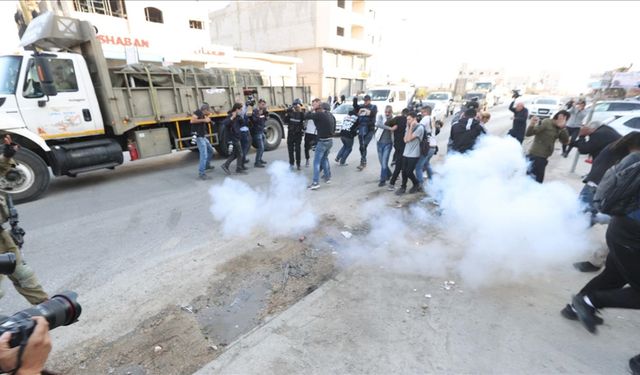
[
  {"x1": 512, "y1": 90, "x2": 521, "y2": 99},
  {"x1": 0, "y1": 291, "x2": 82, "y2": 348},
  {"x1": 245, "y1": 95, "x2": 256, "y2": 107},
  {"x1": 0, "y1": 253, "x2": 16, "y2": 275}
]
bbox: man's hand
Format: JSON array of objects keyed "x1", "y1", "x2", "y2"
[
  {"x1": 579, "y1": 126, "x2": 593, "y2": 137},
  {"x1": 530, "y1": 116, "x2": 539, "y2": 125},
  {"x1": 0, "y1": 317, "x2": 51, "y2": 375}
]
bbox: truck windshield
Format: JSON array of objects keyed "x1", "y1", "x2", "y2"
[
  {"x1": 0, "y1": 56, "x2": 22, "y2": 95},
  {"x1": 367, "y1": 90, "x2": 390, "y2": 101},
  {"x1": 474, "y1": 82, "x2": 492, "y2": 90}
]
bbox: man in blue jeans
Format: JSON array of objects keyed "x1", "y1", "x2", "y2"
[
  {"x1": 190, "y1": 103, "x2": 215, "y2": 180},
  {"x1": 305, "y1": 99, "x2": 335, "y2": 190},
  {"x1": 251, "y1": 99, "x2": 268, "y2": 168},
  {"x1": 416, "y1": 106, "x2": 433, "y2": 185},
  {"x1": 353, "y1": 95, "x2": 378, "y2": 171},
  {"x1": 375, "y1": 105, "x2": 395, "y2": 187}
]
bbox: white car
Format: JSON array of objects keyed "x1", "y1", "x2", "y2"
[
  {"x1": 420, "y1": 100, "x2": 448, "y2": 122},
  {"x1": 602, "y1": 113, "x2": 640, "y2": 136},
  {"x1": 529, "y1": 97, "x2": 564, "y2": 119},
  {"x1": 331, "y1": 102, "x2": 354, "y2": 134},
  {"x1": 587, "y1": 100, "x2": 640, "y2": 123},
  {"x1": 425, "y1": 91, "x2": 455, "y2": 115}
]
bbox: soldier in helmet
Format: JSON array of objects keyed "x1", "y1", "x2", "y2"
[
  {"x1": 286, "y1": 99, "x2": 305, "y2": 170},
  {"x1": 0, "y1": 135, "x2": 49, "y2": 305}
]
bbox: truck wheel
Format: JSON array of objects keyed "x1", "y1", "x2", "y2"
[
  {"x1": 215, "y1": 124, "x2": 230, "y2": 157},
  {"x1": 2, "y1": 148, "x2": 51, "y2": 203},
  {"x1": 263, "y1": 119, "x2": 282, "y2": 151}
]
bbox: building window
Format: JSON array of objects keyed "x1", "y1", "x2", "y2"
[
  {"x1": 144, "y1": 7, "x2": 163, "y2": 23},
  {"x1": 73, "y1": 0, "x2": 127, "y2": 18},
  {"x1": 189, "y1": 20, "x2": 203, "y2": 29},
  {"x1": 336, "y1": 27, "x2": 344, "y2": 37},
  {"x1": 337, "y1": 0, "x2": 345, "y2": 8},
  {"x1": 352, "y1": 0, "x2": 365, "y2": 13},
  {"x1": 351, "y1": 25, "x2": 364, "y2": 40}
]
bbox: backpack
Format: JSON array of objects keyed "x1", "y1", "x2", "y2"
[
  {"x1": 593, "y1": 158, "x2": 640, "y2": 216},
  {"x1": 419, "y1": 125, "x2": 430, "y2": 157}
]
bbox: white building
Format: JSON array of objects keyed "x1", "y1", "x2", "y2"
[
  {"x1": 4, "y1": 0, "x2": 301, "y2": 85},
  {"x1": 209, "y1": 0, "x2": 376, "y2": 99}
]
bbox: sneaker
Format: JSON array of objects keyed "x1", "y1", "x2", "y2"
[
  {"x1": 236, "y1": 169, "x2": 248, "y2": 175},
  {"x1": 221, "y1": 164, "x2": 231, "y2": 175},
  {"x1": 409, "y1": 184, "x2": 423, "y2": 194},
  {"x1": 573, "y1": 261, "x2": 602, "y2": 273},
  {"x1": 239, "y1": 165, "x2": 248, "y2": 171},
  {"x1": 356, "y1": 163, "x2": 366, "y2": 171},
  {"x1": 378, "y1": 181, "x2": 386, "y2": 187},
  {"x1": 335, "y1": 157, "x2": 340, "y2": 163},
  {"x1": 297, "y1": 165, "x2": 301, "y2": 171},
  {"x1": 325, "y1": 178, "x2": 331, "y2": 184},
  {"x1": 305, "y1": 160, "x2": 310, "y2": 167},
  {"x1": 560, "y1": 304, "x2": 604, "y2": 325},
  {"x1": 571, "y1": 294, "x2": 599, "y2": 334},
  {"x1": 243, "y1": 159, "x2": 250, "y2": 164},
  {"x1": 254, "y1": 163, "x2": 265, "y2": 168},
  {"x1": 205, "y1": 163, "x2": 214, "y2": 170},
  {"x1": 260, "y1": 160, "x2": 267, "y2": 165},
  {"x1": 198, "y1": 174, "x2": 211, "y2": 180},
  {"x1": 395, "y1": 187, "x2": 406, "y2": 196},
  {"x1": 387, "y1": 184, "x2": 395, "y2": 191},
  {"x1": 308, "y1": 182, "x2": 320, "y2": 190}
]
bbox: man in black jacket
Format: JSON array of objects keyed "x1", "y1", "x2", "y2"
[
  {"x1": 305, "y1": 99, "x2": 335, "y2": 190},
  {"x1": 221, "y1": 103, "x2": 247, "y2": 175},
  {"x1": 353, "y1": 95, "x2": 378, "y2": 171},
  {"x1": 507, "y1": 99, "x2": 528, "y2": 144},
  {"x1": 387, "y1": 108, "x2": 409, "y2": 190},
  {"x1": 286, "y1": 99, "x2": 305, "y2": 170},
  {"x1": 448, "y1": 108, "x2": 486, "y2": 154},
  {"x1": 573, "y1": 123, "x2": 622, "y2": 161}
]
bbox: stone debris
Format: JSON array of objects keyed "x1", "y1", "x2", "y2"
[
  {"x1": 424, "y1": 294, "x2": 432, "y2": 298},
  {"x1": 443, "y1": 281, "x2": 456, "y2": 290},
  {"x1": 340, "y1": 231, "x2": 353, "y2": 239},
  {"x1": 153, "y1": 345, "x2": 162, "y2": 353},
  {"x1": 180, "y1": 304, "x2": 194, "y2": 313}
]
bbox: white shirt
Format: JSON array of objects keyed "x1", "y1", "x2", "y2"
[
  {"x1": 420, "y1": 116, "x2": 437, "y2": 147},
  {"x1": 305, "y1": 119, "x2": 316, "y2": 134}
]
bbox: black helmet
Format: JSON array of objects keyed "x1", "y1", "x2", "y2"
[{"x1": 292, "y1": 98, "x2": 302, "y2": 106}]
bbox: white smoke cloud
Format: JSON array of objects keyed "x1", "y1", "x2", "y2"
[
  {"x1": 209, "y1": 161, "x2": 317, "y2": 238},
  {"x1": 340, "y1": 136, "x2": 592, "y2": 287}
]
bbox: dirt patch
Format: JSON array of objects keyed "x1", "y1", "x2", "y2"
[{"x1": 48, "y1": 219, "x2": 340, "y2": 375}]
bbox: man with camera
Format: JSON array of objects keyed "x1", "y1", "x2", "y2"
[
  {"x1": 0, "y1": 316, "x2": 51, "y2": 374},
  {"x1": 250, "y1": 99, "x2": 269, "y2": 168},
  {"x1": 0, "y1": 136, "x2": 48, "y2": 306},
  {"x1": 190, "y1": 103, "x2": 215, "y2": 180},
  {"x1": 507, "y1": 90, "x2": 528, "y2": 144},
  {"x1": 525, "y1": 111, "x2": 570, "y2": 183}
]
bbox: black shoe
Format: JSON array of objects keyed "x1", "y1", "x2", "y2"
[
  {"x1": 243, "y1": 159, "x2": 250, "y2": 164},
  {"x1": 395, "y1": 187, "x2": 406, "y2": 196},
  {"x1": 409, "y1": 184, "x2": 422, "y2": 194},
  {"x1": 239, "y1": 165, "x2": 248, "y2": 171},
  {"x1": 221, "y1": 164, "x2": 231, "y2": 175},
  {"x1": 629, "y1": 354, "x2": 640, "y2": 375},
  {"x1": 205, "y1": 163, "x2": 214, "y2": 170},
  {"x1": 561, "y1": 304, "x2": 604, "y2": 325},
  {"x1": 573, "y1": 261, "x2": 602, "y2": 273},
  {"x1": 236, "y1": 169, "x2": 248, "y2": 174},
  {"x1": 260, "y1": 160, "x2": 267, "y2": 164},
  {"x1": 198, "y1": 174, "x2": 211, "y2": 180},
  {"x1": 378, "y1": 181, "x2": 386, "y2": 187},
  {"x1": 297, "y1": 165, "x2": 301, "y2": 171},
  {"x1": 571, "y1": 294, "x2": 599, "y2": 334},
  {"x1": 254, "y1": 163, "x2": 265, "y2": 168}
]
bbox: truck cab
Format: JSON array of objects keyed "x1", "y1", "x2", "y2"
[{"x1": 366, "y1": 86, "x2": 415, "y2": 114}]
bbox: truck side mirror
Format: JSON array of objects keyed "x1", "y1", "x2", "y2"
[{"x1": 33, "y1": 56, "x2": 57, "y2": 97}]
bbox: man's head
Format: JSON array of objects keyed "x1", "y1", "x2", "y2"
[
  {"x1": 258, "y1": 98, "x2": 267, "y2": 110},
  {"x1": 515, "y1": 102, "x2": 524, "y2": 112},
  {"x1": 553, "y1": 110, "x2": 571, "y2": 127},
  {"x1": 229, "y1": 102, "x2": 242, "y2": 115},
  {"x1": 406, "y1": 111, "x2": 418, "y2": 125},
  {"x1": 321, "y1": 102, "x2": 331, "y2": 112},
  {"x1": 364, "y1": 95, "x2": 371, "y2": 105},
  {"x1": 401, "y1": 108, "x2": 409, "y2": 117},
  {"x1": 311, "y1": 98, "x2": 321, "y2": 111},
  {"x1": 480, "y1": 111, "x2": 491, "y2": 124},
  {"x1": 421, "y1": 105, "x2": 432, "y2": 116},
  {"x1": 576, "y1": 99, "x2": 586, "y2": 110},
  {"x1": 292, "y1": 98, "x2": 302, "y2": 111},
  {"x1": 384, "y1": 105, "x2": 393, "y2": 118},
  {"x1": 200, "y1": 103, "x2": 211, "y2": 115},
  {"x1": 464, "y1": 108, "x2": 477, "y2": 119},
  {"x1": 340, "y1": 95, "x2": 346, "y2": 102}
]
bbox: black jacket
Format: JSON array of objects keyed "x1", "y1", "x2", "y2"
[
  {"x1": 223, "y1": 115, "x2": 243, "y2": 142},
  {"x1": 386, "y1": 115, "x2": 407, "y2": 149},
  {"x1": 305, "y1": 111, "x2": 335, "y2": 139},
  {"x1": 353, "y1": 97, "x2": 378, "y2": 131},
  {"x1": 574, "y1": 125, "x2": 622, "y2": 161},
  {"x1": 508, "y1": 100, "x2": 529, "y2": 142},
  {"x1": 449, "y1": 117, "x2": 486, "y2": 153},
  {"x1": 286, "y1": 109, "x2": 305, "y2": 135}
]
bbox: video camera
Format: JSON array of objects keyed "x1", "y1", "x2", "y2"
[
  {"x1": 0, "y1": 253, "x2": 16, "y2": 275},
  {"x1": 0, "y1": 291, "x2": 82, "y2": 348},
  {"x1": 245, "y1": 95, "x2": 256, "y2": 107},
  {"x1": 512, "y1": 90, "x2": 521, "y2": 99}
]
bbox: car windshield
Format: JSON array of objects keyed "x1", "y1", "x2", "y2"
[
  {"x1": 0, "y1": 56, "x2": 22, "y2": 95},
  {"x1": 427, "y1": 93, "x2": 449, "y2": 100},
  {"x1": 367, "y1": 90, "x2": 390, "y2": 101},
  {"x1": 536, "y1": 99, "x2": 558, "y2": 105},
  {"x1": 332, "y1": 103, "x2": 353, "y2": 115}
]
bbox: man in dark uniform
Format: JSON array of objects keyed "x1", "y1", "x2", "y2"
[
  {"x1": 286, "y1": 99, "x2": 305, "y2": 170},
  {"x1": 507, "y1": 92, "x2": 528, "y2": 144},
  {"x1": 0, "y1": 135, "x2": 49, "y2": 305},
  {"x1": 221, "y1": 103, "x2": 247, "y2": 175}
]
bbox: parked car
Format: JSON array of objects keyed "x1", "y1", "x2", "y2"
[
  {"x1": 425, "y1": 91, "x2": 455, "y2": 115},
  {"x1": 601, "y1": 113, "x2": 640, "y2": 136},
  {"x1": 331, "y1": 102, "x2": 354, "y2": 134},
  {"x1": 587, "y1": 100, "x2": 640, "y2": 123},
  {"x1": 529, "y1": 97, "x2": 564, "y2": 119}
]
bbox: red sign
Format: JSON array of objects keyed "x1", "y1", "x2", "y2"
[{"x1": 97, "y1": 35, "x2": 150, "y2": 48}]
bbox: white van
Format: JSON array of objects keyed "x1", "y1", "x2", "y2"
[{"x1": 366, "y1": 86, "x2": 415, "y2": 114}]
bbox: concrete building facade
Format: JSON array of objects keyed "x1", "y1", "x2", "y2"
[
  {"x1": 5, "y1": 0, "x2": 301, "y2": 85},
  {"x1": 209, "y1": 0, "x2": 376, "y2": 99}
]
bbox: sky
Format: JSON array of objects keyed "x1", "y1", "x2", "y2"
[{"x1": 368, "y1": 1, "x2": 640, "y2": 92}]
